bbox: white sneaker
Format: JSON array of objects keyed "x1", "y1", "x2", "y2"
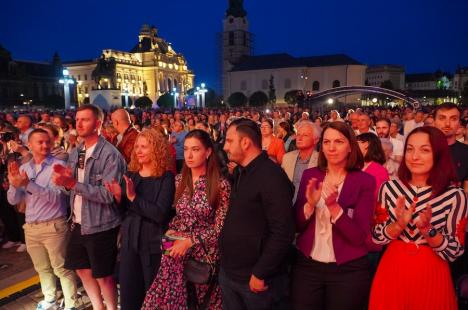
[
  {"x1": 2, "y1": 241, "x2": 20, "y2": 249},
  {"x1": 16, "y1": 243, "x2": 27, "y2": 252},
  {"x1": 36, "y1": 300, "x2": 56, "y2": 310}
]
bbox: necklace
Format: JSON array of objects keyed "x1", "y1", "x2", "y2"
[{"x1": 325, "y1": 170, "x2": 346, "y2": 189}]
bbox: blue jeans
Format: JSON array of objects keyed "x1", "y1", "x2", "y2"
[{"x1": 218, "y1": 268, "x2": 288, "y2": 310}]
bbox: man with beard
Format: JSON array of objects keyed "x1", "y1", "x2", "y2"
[
  {"x1": 434, "y1": 102, "x2": 468, "y2": 285},
  {"x1": 434, "y1": 102, "x2": 468, "y2": 193},
  {"x1": 52, "y1": 104, "x2": 126, "y2": 310},
  {"x1": 375, "y1": 118, "x2": 403, "y2": 163},
  {"x1": 220, "y1": 118, "x2": 294, "y2": 309}
]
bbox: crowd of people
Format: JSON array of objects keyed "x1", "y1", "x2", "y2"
[{"x1": 0, "y1": 102, "x2": 467, "y2": 310}]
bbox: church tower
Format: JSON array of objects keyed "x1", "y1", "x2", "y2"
[{"x1": 222, "y1": 0, "x2": 253, "y2": 99}]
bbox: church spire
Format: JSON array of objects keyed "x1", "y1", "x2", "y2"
[{"x1": 226, "y1": 0, "x2": 247, "y2": 18}]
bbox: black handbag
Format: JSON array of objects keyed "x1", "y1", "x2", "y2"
[
  {"x1": 184, "y1": 235, "x2": 217, "y2": 309},
  {"x1": 183, "y1": 235, "x2": 215, "y2": 284}
]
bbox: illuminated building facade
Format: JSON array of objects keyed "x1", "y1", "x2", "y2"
[{"x1": 64, "y1": 24, "x2": 194, "y2": 106}]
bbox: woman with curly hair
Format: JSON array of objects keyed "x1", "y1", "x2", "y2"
[
  {"x1": 142, "y1": 129, "x2": 231, "y2": 309},
  {"x1": 105, "y1": 129, "x2": 175, "y2": 310}
]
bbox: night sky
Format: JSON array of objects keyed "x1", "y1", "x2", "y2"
[{"x1": 2, "y1": 0, "x2": 467, "y2": 92}]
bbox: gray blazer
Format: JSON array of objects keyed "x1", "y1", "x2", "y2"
[{"x1": 281, "y1": 150, "x2": 319, "y2": 182}]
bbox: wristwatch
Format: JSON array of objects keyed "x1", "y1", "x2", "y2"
[{"x1": 427, "y1": 227, "x2": 437, "y2": 238}]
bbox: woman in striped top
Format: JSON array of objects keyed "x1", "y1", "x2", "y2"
[{"x1": 369, "y1": 126, "x2": 468, "y2": 309}]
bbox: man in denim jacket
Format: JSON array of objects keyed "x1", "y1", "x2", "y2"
[{"x1": 53, "y1": 104, "x2": 126, "y2": 310}]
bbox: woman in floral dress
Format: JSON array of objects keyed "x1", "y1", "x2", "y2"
[{"x1": 142, "y1": 129, "x2": 231, "y2": 309}]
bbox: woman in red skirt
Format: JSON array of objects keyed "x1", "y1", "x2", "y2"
[{"x1": 370, "y1": 126, "x2": 468, "y2": 309}]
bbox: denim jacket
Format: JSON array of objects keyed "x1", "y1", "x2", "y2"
[{"x1": 67, "y1": 136, "x2": 126, "y2": 235}]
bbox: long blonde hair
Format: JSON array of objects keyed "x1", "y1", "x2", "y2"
[{"x1": 128, "y1": 128, "x2": 170, "y2": 177}]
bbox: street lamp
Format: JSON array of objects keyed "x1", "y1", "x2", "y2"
[
  {"x1": 129, "y1": 92, "x2": 136, "y2": 109},
  {"x1": 372, "y1": 97, "x2": 378, "y2": 104},
  {"x1": 59, "y1": 69, "x2": 74, "y2": 110},
  {"x1": 199, "y1": 83, "x2": 208, "y2": 108},
  {"x1": 122, "y1": 88, "x2": 130, "y2": 108},
  {"x1": 195, "y1": 87, "x2": 200, "y2": 108},
  {"x1": 327, "y1": 98, "x2": 334, "y2": 105},
  {"x1": 172, "y1": 87, "x2": 179, "y2": 109}
]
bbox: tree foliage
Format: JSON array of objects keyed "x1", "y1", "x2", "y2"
[
  {"x1": 227, "y1": 92, "x2": 248, "y2": 107},
  {"x1": 249, "y1": 91, "x2": 268, "y2": 107},
  {"x1": 284, "y1": 89, "x2": 302, "y2": 105},
  {"x1": 157, "y1": 93, "x2": 174, "y2": 109},
  {"x1": 135, "y1": 96, "x2": 153, "y2": 109}
]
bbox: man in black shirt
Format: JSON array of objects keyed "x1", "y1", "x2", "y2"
[
  {"x1": 434, "y1": 103, "x2": 468, "y2": 193},
  {"x1": 434, "y1": 102, "x2": 468, "y2": 283},
  {"x1": 219, "y1": 118, "x2": 295, "y2": 309}
]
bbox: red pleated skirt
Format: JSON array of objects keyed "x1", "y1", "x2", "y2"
[{"x1": 369, "y1": 240, "x2": 457, "y2": 310}]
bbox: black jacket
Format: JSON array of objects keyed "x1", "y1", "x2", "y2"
[
  {"x1": 219, "y1": 152, "x2": 295, "y2": 282},
  {"x1": 121, "y1": 171, "x2": 175, "y2": 254}
]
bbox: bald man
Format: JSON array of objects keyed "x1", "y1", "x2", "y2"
[
  {"x1": 111, "y1": 109, "x2": 139, "y2": 163},
  {"x1": 16, "y1": 115, "x2": 34, "y2": 145}
]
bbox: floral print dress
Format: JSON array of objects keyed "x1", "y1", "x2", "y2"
[{"x1": 141, "y1": 175, "x2": 231, "y2": 309}]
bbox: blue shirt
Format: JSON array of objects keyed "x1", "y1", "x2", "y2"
[
  {"x1": 7, "y1": 156, "x2": 68, "y2": 223},
  {"x1": 19, "y1": 127, "x2": 34, "y2": 145},
  {"x1": 171, "y1": 131, "x2": 187, "y2": 160}
]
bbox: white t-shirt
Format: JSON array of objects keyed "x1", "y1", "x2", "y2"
[
  {"x1": 73, "y1": 144, "x2": 96, "y2": 224},
  {"x1": 35, "y1": 163, "x2": 42, "y2": 174},
  {"x1": 390, "y1": 137, "x2": 404, "y2": 159},
  {"x1": 403, "y1": 119, "x2": 423, "y2": 137}
]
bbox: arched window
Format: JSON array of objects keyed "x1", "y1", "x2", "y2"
[
  {"x1": 261, "y1": 80, "x2": 268, "y2": 90},
  {"x1": 284, "y1": 78, "x2": 292, "y2": 89},
  {"x1": 312, "y1": 81, "x2": 320, "y2": 91},
  {"x1": 332, "y1": 80, "x2": 340, "y2": 88},
  {"x1": 229, "y1": 32, "x2": 234, "y2": 46}
]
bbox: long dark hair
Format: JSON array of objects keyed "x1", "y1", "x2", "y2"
[
  {"x1": 174, "y1": 129, "x2": 221, "y2": 209},
  {"x1": 398, "y1": 126, "x2": 457, "y2": 197},
  {"x1": 356, "y1": 133, "x2": 386, "y2": 165},
  {"x1": 317, "y1": 121, "x2": 364, "y2": 171}
]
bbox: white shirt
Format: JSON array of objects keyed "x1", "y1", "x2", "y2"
[
  {"x1": 389, "y1": 137, "x2": 404, "y2": 159},
  {"x1": 403, "y1": 119, "x2": 423, "y2": 137},
  {"x1": 73, "y1": 144, "x2": 96, "y2": 224},
  {"x1": 392, "y1": 133, "x2": 405, "y2": 143},
  {"x1": 355, "y1": 128, "x2": 377, "y2": 136},
  {"x1": 311, "y1": 184, "x2": 343, "y2": 263}
]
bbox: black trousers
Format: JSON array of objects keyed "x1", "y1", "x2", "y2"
[
  {"x1": 0, "y1": 192, "x2": 24, "y2": 243},
  {"x1": 219, "y1": 268, "x2": 289, "y2": 310},
  {"x1": 450, "y1": 232, "x2": 468, "y2": 285},
  {"x1": 119, "y1": 246, "x2": 161, "y2": 310},
  {"x1": 291, "y1": 251, "x2": 370, "y2": 310}
]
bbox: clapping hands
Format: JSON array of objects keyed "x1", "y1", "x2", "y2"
[
  {"x1": 52, "y1": 164, "x2": 76, "y2": 189},
  {"x1": 104, "y1": 175, "x2": 136, "y2": 203},
  {"x1": 7, "y1": 161, "x2": 29, "y2": 188},
  {"x1": 394, "y1": 196, "x2": 415, "y2": 230}
]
